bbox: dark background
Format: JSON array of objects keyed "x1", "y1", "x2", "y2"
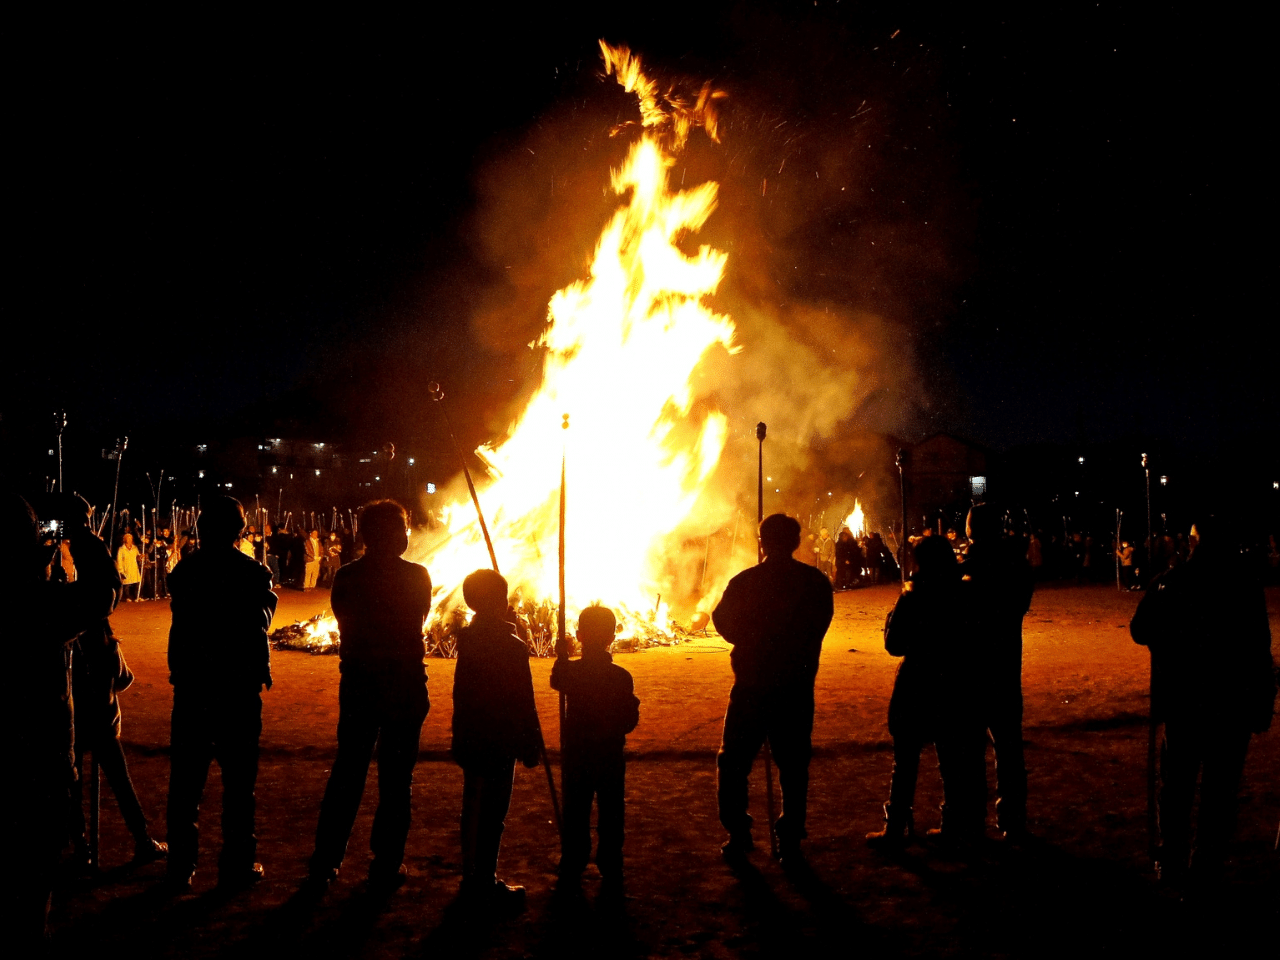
[{"x1": 5, "y1": 3, "x2": 1276, "y2": 526}]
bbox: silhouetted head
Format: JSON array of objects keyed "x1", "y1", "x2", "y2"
[
  {"x1": 360, "y1": 500, "x2": 409, "y2": 557},
  {"x1": 912, "y1": 534, "x2": 959, "y2": 583},
  {"x1": 463, "y1": 568, "x2": 508, "y2": 616},
  {"x1": 53, "y1": 493, "x2": 94, "y2": 531},
  {"x1": 838, "y1": 528, "x2": 852, "y2": 542},
  {"x1": 759, "y1": 514, "x2": 801, "y2": 559},
  {"x1": 577, "y1": 605, "x2": 617, "y2": 651},
  {"x1": 198, "y1": 496, "x2": 246, "y2": 545},
  {"x1": 966, "y1": 503, "x2": 1002, "y2": 542}
]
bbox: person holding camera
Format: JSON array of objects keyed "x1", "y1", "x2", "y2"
[
  {"x1": 164, "y1": 496, "x2": 277, "y2": 891},
  {"x1": 5, "y1": 492, "x2": 118, "y2": 948}
]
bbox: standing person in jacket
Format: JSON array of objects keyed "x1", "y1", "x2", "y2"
[
  {"x1": 963, "y1": 504, "x2": 1035, "y2": 840},
  {"x1": 304, "y1": 528, "x2": 323, "y2": 589},
  {"x1": 713, "y1": 514, "x2": 834, "y2": 864},
  {"x1": 813, "y1": 527, "x2": 836, "y2": 581},
  {"x1": 1131, "y1": 513, "x2": 1276, "y2": 886},
  {"x1": 451, "y1": 569, "x2": 541, "y2": 910},
  {"x1": 7, "y1": 493, "x2": 118, "y2": 947},
  {"x1": 308, "y1": 500, "x2": 432, "y2": 889},
  {"x1": 550, "y1": 605, "x2": 640, "y2": 894},
  {"x1": 866, "y1": 536, "x2": 985, "y2": 850},
  {"x1": 116, "y1": 532, "x2": 142, "y2": 601},
  {"x1": 70, "y1": 615, "x2": 167, "y2": 868},
  {"x1": 164, "y1": 496, "x2": 277, "y2": 890}
]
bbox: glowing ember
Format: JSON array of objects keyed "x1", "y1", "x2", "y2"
[
  {"x1": 840, "y1": 499, "x2": 867, "y2": 538},
  {"x1": 411, "y1": 42, "x2": 737, "y2": 639}
]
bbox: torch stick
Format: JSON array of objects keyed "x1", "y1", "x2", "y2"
[
  {"x1": 1115, "y1": 509, "x2": 1123, "y2": 591},
  {"x1": 428, "y1": 381, "x2": 561, "y2": 835},
  {"x1": 756, "y1": 422, "x2": 777, "y2": 859},
  {"x1": 108, "y1": 437, "x2": 128, "y2": 550},
  {"x1": 90, "y1": 752, "x2": 100, "y2": 870}
]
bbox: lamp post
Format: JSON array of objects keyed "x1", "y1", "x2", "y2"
[
  {"x1": 1142, "y1": 453, "x2": 1152, "y2": 570},
  {"x1": 896, "y1": 448, "x2": 909, "y2": 582}
]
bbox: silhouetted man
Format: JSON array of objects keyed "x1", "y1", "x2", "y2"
[
  {"x1": 1131, "y1": 514, "x2": 1275, "y2": 886},
  {"x1": 165, "y1": 496, "x2": 277, "y2": 890},
  {"x1": 308, "y1": 500, "x2": 432, "y2": 889},
  {"x1": 714, "y1": 513, "x2": 834, "y2": 863},
  {"x1": 964, "y1": 503, "x2": 1034, "y2": 840},
  {"x1": 7, "y1": 492, "x2": 118, "y2": 948}
]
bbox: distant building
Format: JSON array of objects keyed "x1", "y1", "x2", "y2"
[{"x1": 905, "y1": 433, "x2": 990, "y2": 534}]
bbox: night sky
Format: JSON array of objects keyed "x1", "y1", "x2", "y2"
[{"x1": 8, "y1": 4, "x2": 1275, "y2": 487}]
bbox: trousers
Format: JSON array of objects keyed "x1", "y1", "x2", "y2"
[
  {"x1": 560, "y1": 748, "x2": 625, "y2": 877},
  {"x1": 1159, "y1": 719, "x2": 1251, "y2": 871},
  {"x1": 717, "y1": 683, "x2": 814, "y2": 843},
  {"x1": 459, "y1": 758, "x2": 516, "y2": 884},
  {"x1": 166, "y1": 687, "x2": 262, "y2": 876},
  {"x1": 986, "y1": 686, "x2": 1027, "y2": 832},
  {"x1": 71, "y1": 732, "x2": 150, "y2": 846},
  {"x1": 885, "y1": 730, "x2": 986, "y2": 835},
  {"x1": 311, "y1": 674, "x2": 428, "y2": 873}
]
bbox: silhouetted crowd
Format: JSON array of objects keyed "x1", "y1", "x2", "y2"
[{"x1": 5, "y1": 491, "x2": 1275, "y2": 951}]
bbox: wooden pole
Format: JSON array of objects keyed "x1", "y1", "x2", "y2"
[{"x1": 756, "y1": 422, "x2": 777, "y2": 859}]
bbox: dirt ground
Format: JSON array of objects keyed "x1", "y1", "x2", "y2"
[{"x1": 48, "y1": 582, "x2": 1278, "y2": 958}]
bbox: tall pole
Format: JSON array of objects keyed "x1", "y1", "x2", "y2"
[
  {"x1": 755, "y1": 421, "x2": 777, "y2": 858},
  {"x1": 108, "y1": 437, "x2": 128, "y2": 551},
  {"x1": 55, "y1": 410, "x2": 66, "y2": 493},
  {"x1": 756, "y1": 423, "x2": 766, "y2": 560},
  {"x1": 896, "y1": 448, "x2": 909, "y2": 582},
  {"x1": 428, "y1": 382, "x2": 499, "y2": 572},
  {"x1": 1141, "y1": 452, "x2": 1152, "y2": 577},
  {"x1": 1141, "y1": 452, "x2": 1157, "y2": 863}
]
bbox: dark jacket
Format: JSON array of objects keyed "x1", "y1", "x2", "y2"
[
  {"x1": 331, "y1": 555, "x2": 432, "y2": 676},
  {"x1": 883, "y1": 575, "x2": 976, "y2": 740},
  {"x1": 713, "y1": 555, "x2": 834, "y2": 690},
  {"x1": 15, "y1": 532, "x2": 118, "y2": 787},
  {"x1": 1131, "y1": 544, "x2": 1276, "y2": 731},
  {"x1": 72, "y1": 620, "x2": 133, "y2": 740},
  {"x1": 550, "y1": 650, "x2": 639, "y2": 758},
  {"x1": 167, "y1": 546, "x2": 277, "y2": 692},
  {"x1": 962, "y1": 536, "x2": 1034, "y2": 687},
  {"x1": 451, "y1": 613, "x2": 540, "y2": 767}
]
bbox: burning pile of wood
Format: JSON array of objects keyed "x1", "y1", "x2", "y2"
[{"x1": 268, "y1": 606, "x2": 708, "y2": 659}]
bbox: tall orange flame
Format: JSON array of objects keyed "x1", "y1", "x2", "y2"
[{"x1": 411, "y1": 43, "x2": 736, "y2": 637}]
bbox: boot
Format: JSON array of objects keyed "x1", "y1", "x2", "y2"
[{"x1": 866, "y1": 803, "x2": 912, "y2": 851}]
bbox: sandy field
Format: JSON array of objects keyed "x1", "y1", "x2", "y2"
[{"x1": 47, "y1": 582, "x2": 1278, "y2": 958}]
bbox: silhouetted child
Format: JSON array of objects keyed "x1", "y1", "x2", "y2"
[
  {"x1": 451, "y1": 569, "x2": 541, "y2": 910},
  {"x1": 550, "y1": 605, "x2": 640, "y2": 892}
]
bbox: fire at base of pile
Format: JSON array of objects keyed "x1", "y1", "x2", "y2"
[{"x1": 268, "y1": 605, "x2": 711, "y2": 659}]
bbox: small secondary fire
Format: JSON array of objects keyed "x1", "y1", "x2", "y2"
[
  {"x1": 840, "y1": 499, "x2": 867, "y2": 538},
  {"x1": 410, "y1": 43, "x2": 739, "y2": 640}
]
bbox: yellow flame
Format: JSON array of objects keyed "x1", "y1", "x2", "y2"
[
  {"x1": 840, "y1": 499, "x2": 867, "y2": 538},
  {"x1": 411, "y1": 43, "x2": 735, "y2": 637}
]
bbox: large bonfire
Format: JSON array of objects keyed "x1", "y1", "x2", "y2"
[
  {"x1": 408, "y1": 43, "x2": 739, "y2": 641},
  {"x1": 276, "y1": 43, "x2": 746, "y2": 655}
]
